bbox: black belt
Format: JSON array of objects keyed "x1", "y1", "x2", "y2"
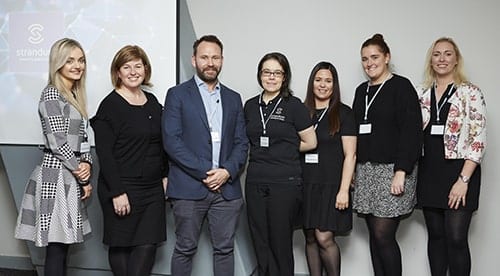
[{"x1": 43, "y1": 148, "x2": 81, "y2": 157}]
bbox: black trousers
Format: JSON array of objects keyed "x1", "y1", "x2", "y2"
[{"x1": 245, "y1": 180, "x2": 302, "y2": 276}]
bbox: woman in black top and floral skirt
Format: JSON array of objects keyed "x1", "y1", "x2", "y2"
[
  {"x1": 301, "y1": 62, "x2": 357, "y2": 276},
  {"x1": 351, "y1": 34, "x2": 422, "y2": 276}
]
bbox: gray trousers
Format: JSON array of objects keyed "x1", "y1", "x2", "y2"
[{"x1": 170, "y1": 192, "x2": 243, "y2": 276}]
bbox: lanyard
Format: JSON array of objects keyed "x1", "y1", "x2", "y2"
[
  {"x1": 314, "y1": 107, "x2": 329, "y2": 130},
  {"x1": 433, "y1": 83, "x2": 455, "y2": 123},
  {"x1": 82, "y1": 118, "x2": 89, "y2": 141},
  {"x1": 364, "y1": 74, "x2": 391, "y2": 121},
  {"x1": 259, "y1": 94, "x2": 282, "y2": 135}
]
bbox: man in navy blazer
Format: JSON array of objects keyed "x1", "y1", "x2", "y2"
[{"x1": 162, "y1": 35, "x2": 248, "y2": 276}]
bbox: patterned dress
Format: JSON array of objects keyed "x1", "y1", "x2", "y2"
[{"x1": 15, "y1": 85, "x2": 92, "y2": 247}]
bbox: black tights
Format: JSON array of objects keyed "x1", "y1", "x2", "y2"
[
  {"x1": 365, "y1": 215, "x2": 401, "y2": 276},
  {"x1": 304, "y1": 229, "x2": 341, "y2": 276},
  {"x1": 108, "y1": 244, "x2": 157, "y2": 276},
  {"x1": 423, "y1": 207, "x2": 472, "y2": 276},
  {"x1": 45, "y1": 243, "x2": 69, "y2": 276}
]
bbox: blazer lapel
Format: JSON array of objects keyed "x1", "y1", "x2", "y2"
[
  {"x1": 220, "y1": 87, "x2": 232, "y2": 140},
  {"x1": 187, "y1": 79, "x2": 210, "y2": 131}
]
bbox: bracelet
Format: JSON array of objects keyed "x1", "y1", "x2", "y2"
[
  {"x1": 459, "y1": 174, "x2": 470, "y2": 184},
  {"x1": 78, "y1": 178, "x2": 90, "y2": 186}
]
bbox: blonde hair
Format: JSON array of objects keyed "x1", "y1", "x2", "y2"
[
  {"x1": 48, "y1": 38, "x2": 88, "y2": 118},
  {"x1": 423, "y1": 37, "x2": 468, "y2": 89},
  {"x1": 110, "y1": 45, "x2": 153, "y2": 89}
]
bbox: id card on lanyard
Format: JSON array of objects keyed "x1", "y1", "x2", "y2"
[
  {"x1": 259, "y1": 95, "x2": 282, "y2": 148},
  {"x1": 304, "y1": 107, "x2": 328, "y2": 163},
  {"x1": 359, "y1": 74, "x2": 391, "y2": 135},
  {"x1": 430, "y1": 83, "x2": 455, "y2": 136}
]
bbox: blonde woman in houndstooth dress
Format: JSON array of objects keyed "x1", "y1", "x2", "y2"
[{"x1": 15, "y1": 38, "x2": 93, "y2": 276}]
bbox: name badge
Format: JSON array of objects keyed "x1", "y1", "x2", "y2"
[
  {"x1": 211, "y1": 131, "x2": 221, "y2": 142},
  {"x1": 359, "y1": 123, "x2": 372, "y2": 134},
  {"x1": 260, "y1": 136, "x2": 269, "y2": 147},
  {"x1": 80, "y1": 142, "x2": 90, "y2": 153},
  {"x1": 305, "y1": 153, "x2": 319, "y2": 164},
  {"x1": 430, "y1": 125, "x2": 444, "y2": 135}
]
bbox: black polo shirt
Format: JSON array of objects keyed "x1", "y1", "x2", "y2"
[{"x1": 244, "y1": 93, "x2": 313, "y2": 183}]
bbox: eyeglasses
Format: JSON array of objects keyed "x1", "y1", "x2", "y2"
[{"x1": 261, "y1": 69, "x2": 284, "y2": 78}]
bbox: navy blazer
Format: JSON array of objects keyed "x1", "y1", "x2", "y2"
[{"x1": 162, "y1": 77, "x2": 248, "y2": 200}]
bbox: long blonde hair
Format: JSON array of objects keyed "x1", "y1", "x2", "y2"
[
  {"x1": 48, "y1": 38, "x2": 88, "y2": 118},
  {"x1": 422, "y1": 37, "x2": 468, "y2": 90}
]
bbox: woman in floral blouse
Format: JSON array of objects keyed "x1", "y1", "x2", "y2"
[{"x1": 416, "y1": 37, "x2": 487, "y2": 276}]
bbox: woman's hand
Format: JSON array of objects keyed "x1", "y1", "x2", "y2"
[
  {"x1": 81, "y1": 184, "x2": 92, "y2": 200},
  {"x1": 162, "y1": 177, "x2": 168, "y2": 193},
  {"x1": 113, "y1": 193, "x2": 131, "y2": 216},
  {"x1": 335, "y1": 190, "x2": 349, "y2": 210},
  {"x1": 448, "y1": 180, "x2": 468, "y2": 209},
  {"x1": 391, "y1": 170, "x2": 405, "y2": 196},
  {"x1": 73, "y1": 162, "x2": 91, "y2": 182}
]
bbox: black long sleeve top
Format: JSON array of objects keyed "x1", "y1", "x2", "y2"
[
  {"x1": 352, "y1": 74, "x2": 422, "y2": 173},
  {"x1": 90, "y1": 91, "x2": 168, "y2": 198}
]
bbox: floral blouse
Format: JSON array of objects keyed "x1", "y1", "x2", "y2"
[{"x1": 417, "y1": 82, "x2": 486, "y2": 163}]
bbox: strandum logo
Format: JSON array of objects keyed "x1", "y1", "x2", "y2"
[
  {"x1": 28, "y1": 23, "x2": 44, "y2": 44},
  {"x1": 16, "y1": 23, "x2": 49, "y2": 61}
]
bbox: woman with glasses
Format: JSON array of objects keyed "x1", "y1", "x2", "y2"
[
  {"x1": 244, "y1": 52, "x2": 317, "y2": 276},
  {"x1": 416, "y1": 37, "x2": 486, "y2": 276}
]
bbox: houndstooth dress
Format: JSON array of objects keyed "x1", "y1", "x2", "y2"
[{"x1": 15, "y1": 86, "x2": 92, "y2": 247}]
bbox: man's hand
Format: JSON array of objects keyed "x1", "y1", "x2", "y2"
[{"x1": 202, "y1": 168, "x2": 230, "y2": 192}]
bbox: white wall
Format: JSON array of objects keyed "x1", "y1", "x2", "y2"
[
  {"x1": 186, "y1": 0, "x2": 500, "y2": 275},
  {"x1": 0, "y1": 0, "x2": 177, "y2": 144}
]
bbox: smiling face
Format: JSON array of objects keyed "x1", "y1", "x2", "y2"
[
  {"x1": 59, "y1": 47, "x2": 85, "y2": 89},
  {"x1": 313, "y1": 69, "x2": 334, "y2": 105},
  {"x1": 117, "y1": 58, "x2": 146, "y2": 90},
  {"x1": 431, "y1": 41, "x2": 458, "y2": 79},
  {"x1": 192, "y1": 41, "x2": 223, "y2": 84},
  {"x1": 361, "y1": 45, "x2": 390, "y2": 84},
  {"x1": 260, "y1": 59, "x2": 284, "y2": 94}
]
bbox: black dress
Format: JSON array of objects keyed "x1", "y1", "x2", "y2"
[
  {"x1": 91, "y1": 91, "x2": 167, "y2": 246},
  {"x1": 302, "y1": 104, "x2": 356, "y2": 233},
  {"x1": 417, "y1": 85, "x2": 481, "y2": 211}
]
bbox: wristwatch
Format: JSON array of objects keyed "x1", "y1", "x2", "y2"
[{"x1": 459, "y1": 174, "x2": 470, "y2": 184}]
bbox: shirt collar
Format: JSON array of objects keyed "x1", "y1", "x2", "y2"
[{"x1": 194, "y1": 74, "x2": 220, "y2": 92}]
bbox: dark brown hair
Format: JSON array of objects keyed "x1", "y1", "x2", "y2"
[
  {"x1": 304, "y1": 61, "x2": 341, "y2": 135},
  {"x1": 257, "y1": 52, "x2": 293, "y2": 98},
  {"x1": 193, "y1": 35, "x2": 223, "y2": 56},
  {"x1": 361, "y1": 33, "x2": 391, "y2": 55}
]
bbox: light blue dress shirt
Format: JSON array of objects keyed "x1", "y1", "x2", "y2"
[{"x1": 194, "y1": 75, "x2": 223, "y2": 169}]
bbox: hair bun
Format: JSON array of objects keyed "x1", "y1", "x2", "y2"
[{"x1": 372, "y1": 33, "x2": 384, "y2": 41}]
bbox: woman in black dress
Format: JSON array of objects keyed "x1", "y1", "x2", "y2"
[
  {"x1": 301, "y1": 62, "x2": 357, "y2": 276},
  {"x1": 417, "y1": 37, "x2": 487, "y2": 276},
  {"x1": 91, "y1": 45, "x2": 168, "y2": 276}
]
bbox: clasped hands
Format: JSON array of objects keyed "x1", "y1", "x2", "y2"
[
  {"x1": 72, "y1": 162, "x2": 92, "y2": 200},
  {"x1": 202, "y1": 168, "x2": 230, "y2": 192}
]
